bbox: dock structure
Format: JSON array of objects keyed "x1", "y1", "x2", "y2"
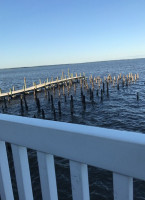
[{"x1": 0, "y1": 75, "x2": 85, "y2": 99}]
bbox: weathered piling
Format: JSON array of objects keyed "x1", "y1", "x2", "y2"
[
  {"x1": 58, "y1": 101, "x2": 61, "y2": 115},
  {"x1": 53, "y1": 106, "x2": 56, "y2": 120},
  {"x1": 36, "y1": 98, "x2": 41, "y2": 112},
  {"x1": 107, "y1": 82, "x2": 109, "y2": 96},
  {"x1": 20, "y1": 95, "x2": 24, "y2": 112},
  {"x1": 10, "y1": 88, "x2": 12, "y2": 97},
  {"x1": 44, "y1": 86, "x2": 47, "y2": 97},
  {"x1": 101, "y1": 89, "x2": 103, "y2": 101},
  {"x1": 4, "y1": 97, "x2": 7, "y2": 109},
  {"x1": 103, "y1": 82, "x2": 105, "y2": 93},
  {"x1": 51, "y1": 95, "x2": 54, "y2": 110},
  {"x1": 71, "y1": 95, "x2": 74, "y2": 108},
  {"x1": 89, "y1": 88, "x2": 92, "y2": 100},
  {"x1": 82, "y1": 94, "x2": 85, "y2": 104},
  {"x1": 48, "y1": 91, "x2": 50, "y2": 101},
  {"x1": 126, "y1": 80, "x2": 128, "y2": 87},
  {"x1": 23, "y1": 95, "x2": 28, "y2": 110},
  {"x1": 137, "y1": 92, "x2": 139, "y2": 101},
  {"x1": 34, "y1": 89, "x2": 37, "y2": 99},
  {"x1": 117, "y1": 80, "x2": 119, "y2": 90},
  {"x1": 70, "y1": 95, "x2": 74, "y2": 114},
  {"x1": 8, "y1": 94, "x2": 10, "y2": 103},
  {"x1": 53, "y1": 85, "x2": 55, "y2": 94},
  {"x1": 24, "y1": 77, "x2": 26, "y2": 89},
  {"x1": 74, "y1": 83, "x2": 76, "y2": 93},
  {"x1": 42, "y1": 109, "x2": 45, "y2": 119},
  {"x1": 82, "y1": 95, "x2": 86, "y2": 110},
  {"x1": 63, "y1": 84, "x2": 65, "y2": 95},
  {"x1": 81, "y1": 88, "x2": 83, "y2": 98}
]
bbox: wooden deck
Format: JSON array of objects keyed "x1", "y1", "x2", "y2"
[{"x1": 0, "y1": 75, "x2": 85, "y2": 98}]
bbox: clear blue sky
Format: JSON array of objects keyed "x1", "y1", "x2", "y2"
[{"x1": 0, "y1": 0, "x2": 145, "y2": 68}]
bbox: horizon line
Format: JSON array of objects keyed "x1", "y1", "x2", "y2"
[{"x1": 0, "y1": 57, "x2": 145, "y2": 70}]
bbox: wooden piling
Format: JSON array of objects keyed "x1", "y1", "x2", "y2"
[
  {"x1": 103, "y1": 82, "x2": 105, "y2": 93},
  {"x1": 137, "y1": 92, "x2": 139, "y2": 101},
  {"x1": 34, "y1": 89, "x2": 37, "y2": 99},
  {"x1": 4, "y1": 97, "x2": 7, "y2": 109},
  {"x1": 82, "y1": 95, "x2": 86, "y2": 110},
  {"x1": 20, "y1": 95, "x2": 24, "y2": 112},
  {"x1": 74, "y1": 83, "x2": 76, "y2": 93},
  {"x1": 23, "y1": 94, "x2": 28, "y2": 110},
  {"x1": 101, "y1": 89, "x2": 103, "y2": 101},
  {"x1": 70, "y1": 95, "x2": 74, "y2": 114},
  {"x1": 63, "y1": 85, "x2": 65, "y2": 95},
  {"x1": 51, "y1": 95, "x2": 54, "y2": 109},
  {"x1": 58, "y1": 101, "x2": 61, "y2": 115},
  {"x1": 36, "y1": 98, "x2": 41, "y2": 112},
  {"x1": 117, "y1": 80, "x2": 119, "y2": 90},
  {"x1": 62, "y1": 71, "x2": 64, "y2": 79},
  {"x1": 48, "y1": 91, "x2": 50, "y2": 101},
  {"x1": 89, "y1": 88, "x2": 92, "y2": 100},
  {"x1": 53, "y1": 106, "x2": 56, "y2": 120},
  {"x1": 107, "y1": 82, "x2": 109, "y2": 96},
  {"x1": 42, "y1": 109, "x2": 45, "y2": 119},
  {"x1": 24, "y1": 77, "x2": 26, "y2": 89}
]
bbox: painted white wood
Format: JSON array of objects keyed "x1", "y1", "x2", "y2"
[
  {"x1": 0, "y1": 114, "x2": 145, "y2": 181},
  {"x1": 0, "y1": 141, "x2": 14, "y2": 200},
  {"x1": 11, "y1": 144, "x2": 33, "y2": 200},
  {"x1": 70, "y1": 160, "x2": 90, "y2": 200},
  {"x1": 37, "y1": 152, "x2": 58, "y2": 200},
  {"x1": 113, "y1": 173, "x2": 133, "y2": 200}
]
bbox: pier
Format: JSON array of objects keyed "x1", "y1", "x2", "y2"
[{"x1": 0, "y1": 75, "x2": 85, "y2": 99}]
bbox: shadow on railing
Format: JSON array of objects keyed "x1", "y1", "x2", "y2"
[{"x1": 0, "y1": 114, "x2": 145, "y2": 200}]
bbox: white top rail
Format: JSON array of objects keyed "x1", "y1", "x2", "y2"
[{"x1": 0, "y1": 114, "x2": 145, "y2": 181}]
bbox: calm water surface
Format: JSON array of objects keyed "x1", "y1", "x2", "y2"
[{"x1": 1, "y1": 58, "x2": 145, "y2": 200}]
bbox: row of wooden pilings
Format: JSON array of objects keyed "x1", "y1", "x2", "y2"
[{"x1": 1, "y1": 72, "x2": 139, "y2": 120}]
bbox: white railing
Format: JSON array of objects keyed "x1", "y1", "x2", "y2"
[{"x1": 0, "y1": 114, "x2": 145, "y2": 200}]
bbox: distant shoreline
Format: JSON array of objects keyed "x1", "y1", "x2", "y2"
[{"x1": 0, "y1": 57, "x2": 145, "y2": 70}]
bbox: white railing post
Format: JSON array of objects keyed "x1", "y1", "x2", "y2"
[
  {"x1": 70, "y1": 160, "x2": 90, "y2": 200},
  {"x1": 113, "y1": 173, "x2": 133, "y2": 200},
  {"x1": 37, "y1": 152, "x2": 58, "y2": 200},
  {"x1": 11, "y1": 144, "x2": 33, "y2": 200},
  {"x1": 0, "y1": 141, "x2": 14, "y2": 200}
]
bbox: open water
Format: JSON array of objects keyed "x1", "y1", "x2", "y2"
[{"x1": 0, "y1": 58, "x2": 145, "y2": 200}]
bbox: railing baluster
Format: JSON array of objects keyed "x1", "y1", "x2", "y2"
[
  {"x1": 70, "y1": 160, "x2": 90, "y2": 200},
  {"x1": 113, "y1": 172, "x2": 133, "y2": 200},
  {"x1": 37, "y1": 152, "x2": 58, "y2": 200},
  {"x1": 11, "y1": 144, "x2": 33, "y2": 200},
  {"x1": 0, "y1": 141, "x2": 14, "y2": 200}
]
